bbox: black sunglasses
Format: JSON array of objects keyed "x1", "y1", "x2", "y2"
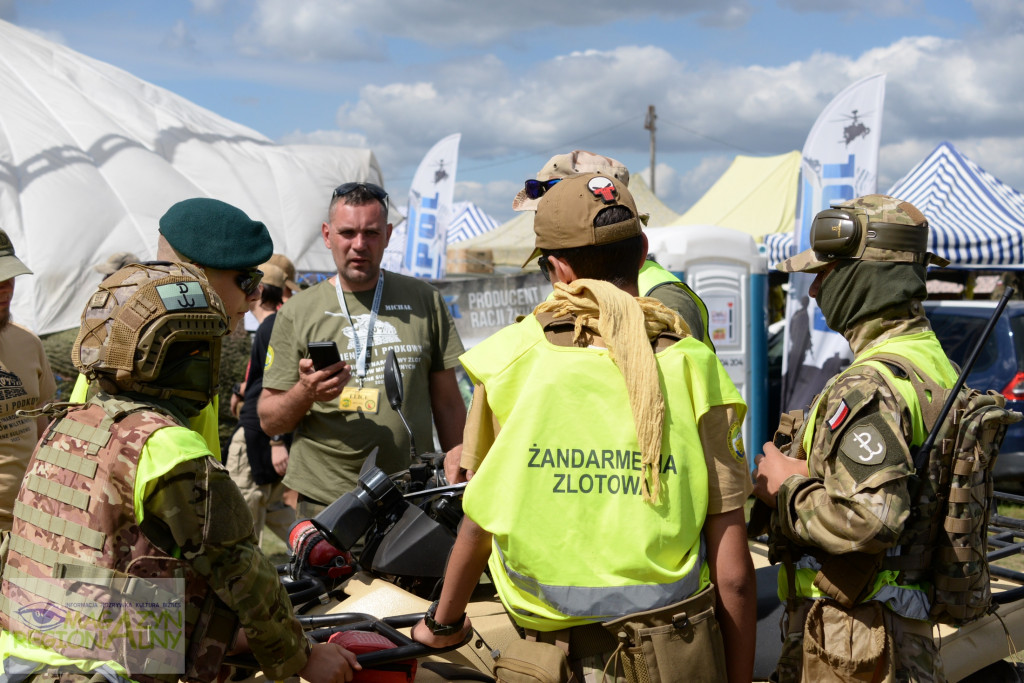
[
  {"x1": 333, "y1": 182, "x2": 389, "y2": 207},
  {"x1": 235, "y1": 268, "x2": 263, "y2": 296},
  {"x1": 538, "y1": 254, "x2": 551, "y2": 282},
  {"x1": 524, "y1": 178, "x2": 562, "y2": 200}
]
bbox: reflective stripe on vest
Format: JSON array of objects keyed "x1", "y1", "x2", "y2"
[
  {"x1": 495, "y1": 536, "x2": 706, "y2": 619},
  {"x1": 786, "y1": 332, "x2": 956, "y2": 616},
  {"x1": 462, "y1": 314, "x2": 742, "y2": 630}
]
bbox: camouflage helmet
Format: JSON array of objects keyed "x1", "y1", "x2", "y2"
[
  {"x1": 72, "y1": 262, "x2": 229, "y2": 402},
  {"x1": 777, "y1": 194, "x2": 951, "y2": 273}
]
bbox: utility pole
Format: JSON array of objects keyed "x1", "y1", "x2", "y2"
[{"x1": 644, "y1": 104, "x2": 657, "y2": 195}]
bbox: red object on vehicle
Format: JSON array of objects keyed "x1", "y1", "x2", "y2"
[
  {"x1": 328, "y1": 630, "x2": 418, "y2": 683},
  {"x1": 1003, "y1": 372, "x2": 1024, "y2": 400}
]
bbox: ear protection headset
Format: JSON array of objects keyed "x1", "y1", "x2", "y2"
[{"x1": 810, "y1": 206, "x2": 932, "y2": 263}]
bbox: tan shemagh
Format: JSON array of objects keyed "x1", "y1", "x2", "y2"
[{"x1": 533, "y1": 279, "x2": 691, "y2": 502}]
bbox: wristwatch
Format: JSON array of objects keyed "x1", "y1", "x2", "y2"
[
  {"x1": 425, "y1": 600, "x2": 466, "y2": 636},
  {"x1": 270, "y1": 434, "x2": 285, "y2": 444}
]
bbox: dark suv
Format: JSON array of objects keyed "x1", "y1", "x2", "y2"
[{"x1": 923, "y1": 300, "x2": 1024, "y2": 482}]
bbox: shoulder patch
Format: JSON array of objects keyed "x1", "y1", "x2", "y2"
[
  {"x1": 264, "y1": 345, "x2": 275, "y2": 370},
  {"x1": 727, "y1": 420, "x2": 746, "y2": 464},
  {"x1": 826, "y1": 399, "x2": 850, "y2": 431},
  {"x1": 837, "y1": 412, "x2": 906, "y2": 482}
]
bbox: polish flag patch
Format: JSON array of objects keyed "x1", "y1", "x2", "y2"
[{"x1": 827, "y1": 400, "x2": 850, "y2": 431}]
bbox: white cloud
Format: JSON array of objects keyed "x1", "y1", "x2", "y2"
[
  {"x1": 302, "y1": 29, "x2": 1024, "y2": 206},
  {"x1": 162, "y1": 20, "x2": 198, "y2": 55},
  {"x1": 234, "y1": 0, "x2": 753, "y2": 58}
]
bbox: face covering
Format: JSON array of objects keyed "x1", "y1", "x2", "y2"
[{"x1": 817, "y1": 260, "x2": 927, "y2": 333}]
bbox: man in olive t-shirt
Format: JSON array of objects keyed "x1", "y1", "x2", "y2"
[{"x1": 259, "y1": 182, "x2": 466, "y2": 516}]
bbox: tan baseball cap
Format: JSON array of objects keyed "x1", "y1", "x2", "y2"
[
  {"x1": 0, "y1": 228, "x2": 32, "y2": 281},
  {"x1": 257, "y1": 263, "x2": 289, "y2": 290},
  {"x1": 264, "y1": 253, "x2": 299, "y2": 292},
  {"x1": 523, "y1": 173, "x2": 643, "y2": 267},
  {"x1": 513, "y1": 150, "x2": 630, "y2": 212}
]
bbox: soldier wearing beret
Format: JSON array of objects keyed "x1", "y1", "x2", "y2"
[
  {"x1": 753, "y1": 194, "x2": 953, "y2": 681},
  {"x1": 71, "y1": 198, "x2": 273, "y2": 461},
  {"x1": 0, "y1": 263, "x2": 358, "y2": 682}
]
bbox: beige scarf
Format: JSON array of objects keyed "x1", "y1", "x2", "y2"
[{"x1": 533, "y1": 279, "x2": 691, "y2": 502}]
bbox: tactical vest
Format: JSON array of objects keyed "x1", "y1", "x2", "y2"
[
  {"x1": 462, "y1": 314, "x2": 744, "y2": 631},
  {"x1": 0, "y1": 396, "x2": 236, "y2": 683},
  {"x1": 638, "y1": 261, "x2": 715, "y2": 352},
  {"x1": 780, "y1": 332, "x2": 957, "y2": 618}
]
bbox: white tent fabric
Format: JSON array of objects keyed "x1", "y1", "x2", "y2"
[
  {"x1": 447, "y1": 201, "x2": 499, "y2": 244},
  {"x1": 887, "y1": 142, "x2": 1024, "y2": 268},
  {"x1": 0, "y1": 19, "x2": 386, "y2": 334}
]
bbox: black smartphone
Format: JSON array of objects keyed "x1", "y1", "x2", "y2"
[{"x1": 307, "y1": 341, "x2": 342, "y2": 371}]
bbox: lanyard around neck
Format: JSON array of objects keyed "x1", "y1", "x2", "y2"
[{"x1": 333, "y1": 272, "x2": 384, "y2": 386}]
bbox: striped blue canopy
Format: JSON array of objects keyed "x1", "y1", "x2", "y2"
[
  {"x1": 762, "y1": 232, "x2": 794, "y2": 270},
  {"x1": 887, "y1": 142, "x2": 1024, "y2": 269},
  {"x1": 447, "y1": 201, "x2": 500, "y2": 244}
]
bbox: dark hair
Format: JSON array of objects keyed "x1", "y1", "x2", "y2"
[
  {"x1": 261, "y1": 283, "x2": 284, "y2": 308},
  {"x1": 328, "y1": 184, "x2": 387, "y2": 221},
  {"x1": 540, "y1": 206, "x2": 643, "y2": 288}
]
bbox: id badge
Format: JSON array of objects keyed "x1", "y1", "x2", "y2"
[{"x1": 339, "y1": 386, "x2": 380, "y2": 414}]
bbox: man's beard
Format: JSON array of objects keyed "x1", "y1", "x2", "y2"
[{"x1": 0, "y1": 310, "x2": 9, "y2": 333}]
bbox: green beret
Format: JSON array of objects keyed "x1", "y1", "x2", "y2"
[{"x1": 159, "y1": 198, "x2": 273, "y2": 270}]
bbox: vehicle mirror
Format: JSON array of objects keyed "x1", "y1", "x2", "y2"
[{"x1": 384, "y1": 349, "x2": 404, "y2": 410}]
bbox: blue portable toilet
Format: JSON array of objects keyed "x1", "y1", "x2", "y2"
[{"x1": 647, "y1": 225, "x2": 769, "y2": 471}]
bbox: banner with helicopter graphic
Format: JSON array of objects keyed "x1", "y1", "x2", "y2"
[
  {"x1": 780, "y1": 73, "x2": 886, "y2": 413},
  {"x1": 383, "y1": 133, "x2": 460, "y2": 278}
]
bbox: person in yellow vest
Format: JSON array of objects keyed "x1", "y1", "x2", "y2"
[
  {"x1": 412, "y1": 173, "x2": 755, "y2": 683},
  {"x1": 752, "y1": 195, "x2": 954, "y2": 681},
  {"x1": 512, "y1": 150, "x2": 714, "y2": 351},
  {"x1": 69, "y1": 198, "x2": 272, "y2": 461},
  {"x1": 1, "y1": 262, "x2": 358, "y2": 682}
]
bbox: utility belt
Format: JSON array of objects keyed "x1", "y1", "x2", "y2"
[{"x1": 493, "y1": 584, "x2": 726, "y2": 683}]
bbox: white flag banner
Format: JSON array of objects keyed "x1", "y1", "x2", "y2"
[
  {"x1": 780, "y1": 74, "x2": 886, "y2": 413},
  {"x1": 383, "y1": 133, "x2": 460, "y2": 278}
]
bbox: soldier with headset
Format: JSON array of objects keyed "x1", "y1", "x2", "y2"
[
  {"x1": 0, "y1": 263, "x2": 358, "y2": 682},
  {"x1": 753, "y1": 194, "x2": 954, "y2": 681}
]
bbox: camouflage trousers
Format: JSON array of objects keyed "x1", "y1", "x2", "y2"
[
  {"x1": 775, "y1": 599, "x2": 945, "y2": 683},
  {"x1": 225, "y1": 428, "x2": 294, "y2": 544}
]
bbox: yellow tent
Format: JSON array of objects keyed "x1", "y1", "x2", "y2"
[{"x1": 669, "y1": 151, "x2": 800, "y2": 239}]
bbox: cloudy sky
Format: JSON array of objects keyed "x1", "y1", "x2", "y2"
[{"x1": 4, "y1": 0, "x2": 1023, "y2": 225}]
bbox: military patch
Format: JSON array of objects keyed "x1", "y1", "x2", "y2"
[
  {"x1": 728, "y1": 419, "x2": 746, "y2": 463},
  {"x1": 826, "y1": 399, "x2": 850, "y2": 431},
  {"x1": 155, "y1": 281, "x2": 209, "y2": 311},
  {"x1": 264, "y1": 345, "x2": 275, "y2": 370},
  {"x1": 838, "y1": 412, "x2": 905, "y2": 482}
]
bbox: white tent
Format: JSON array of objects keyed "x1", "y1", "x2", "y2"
[{"x1": 0, "y1": 19, "x2": 386, "y2": 335}]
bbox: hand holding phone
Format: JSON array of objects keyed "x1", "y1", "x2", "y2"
[{"x1": 307, "y1": 341, "x2": 343, "y2": 372}]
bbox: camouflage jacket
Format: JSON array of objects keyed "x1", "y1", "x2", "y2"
[
  {"x1": 1, "y1": 395, "x2": 308, "y2": 681},
  {"x1": 775, "y1": 310, "x2": 954, "y2": 557}
]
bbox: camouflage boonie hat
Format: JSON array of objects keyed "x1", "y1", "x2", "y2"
[
  {"x1": 73, "y1": 262, "x2": 229, "y2": 399},
  {"x1": 777, "y1": 194, "x2": 950, "y2": 273},
  {"x1": 513, "y1": 150, "x2": 632, "y2": 212}
]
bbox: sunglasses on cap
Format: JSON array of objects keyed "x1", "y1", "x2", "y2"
[
  {"x1": 333, "y1": 182, "x2": 389, "y2": 207},
  {"x1": 524, "y1": 178, "x2": 562, "y2": 200},
  {"x1": 235, "y1": 268, "x2": 263, "y2": 296}
]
